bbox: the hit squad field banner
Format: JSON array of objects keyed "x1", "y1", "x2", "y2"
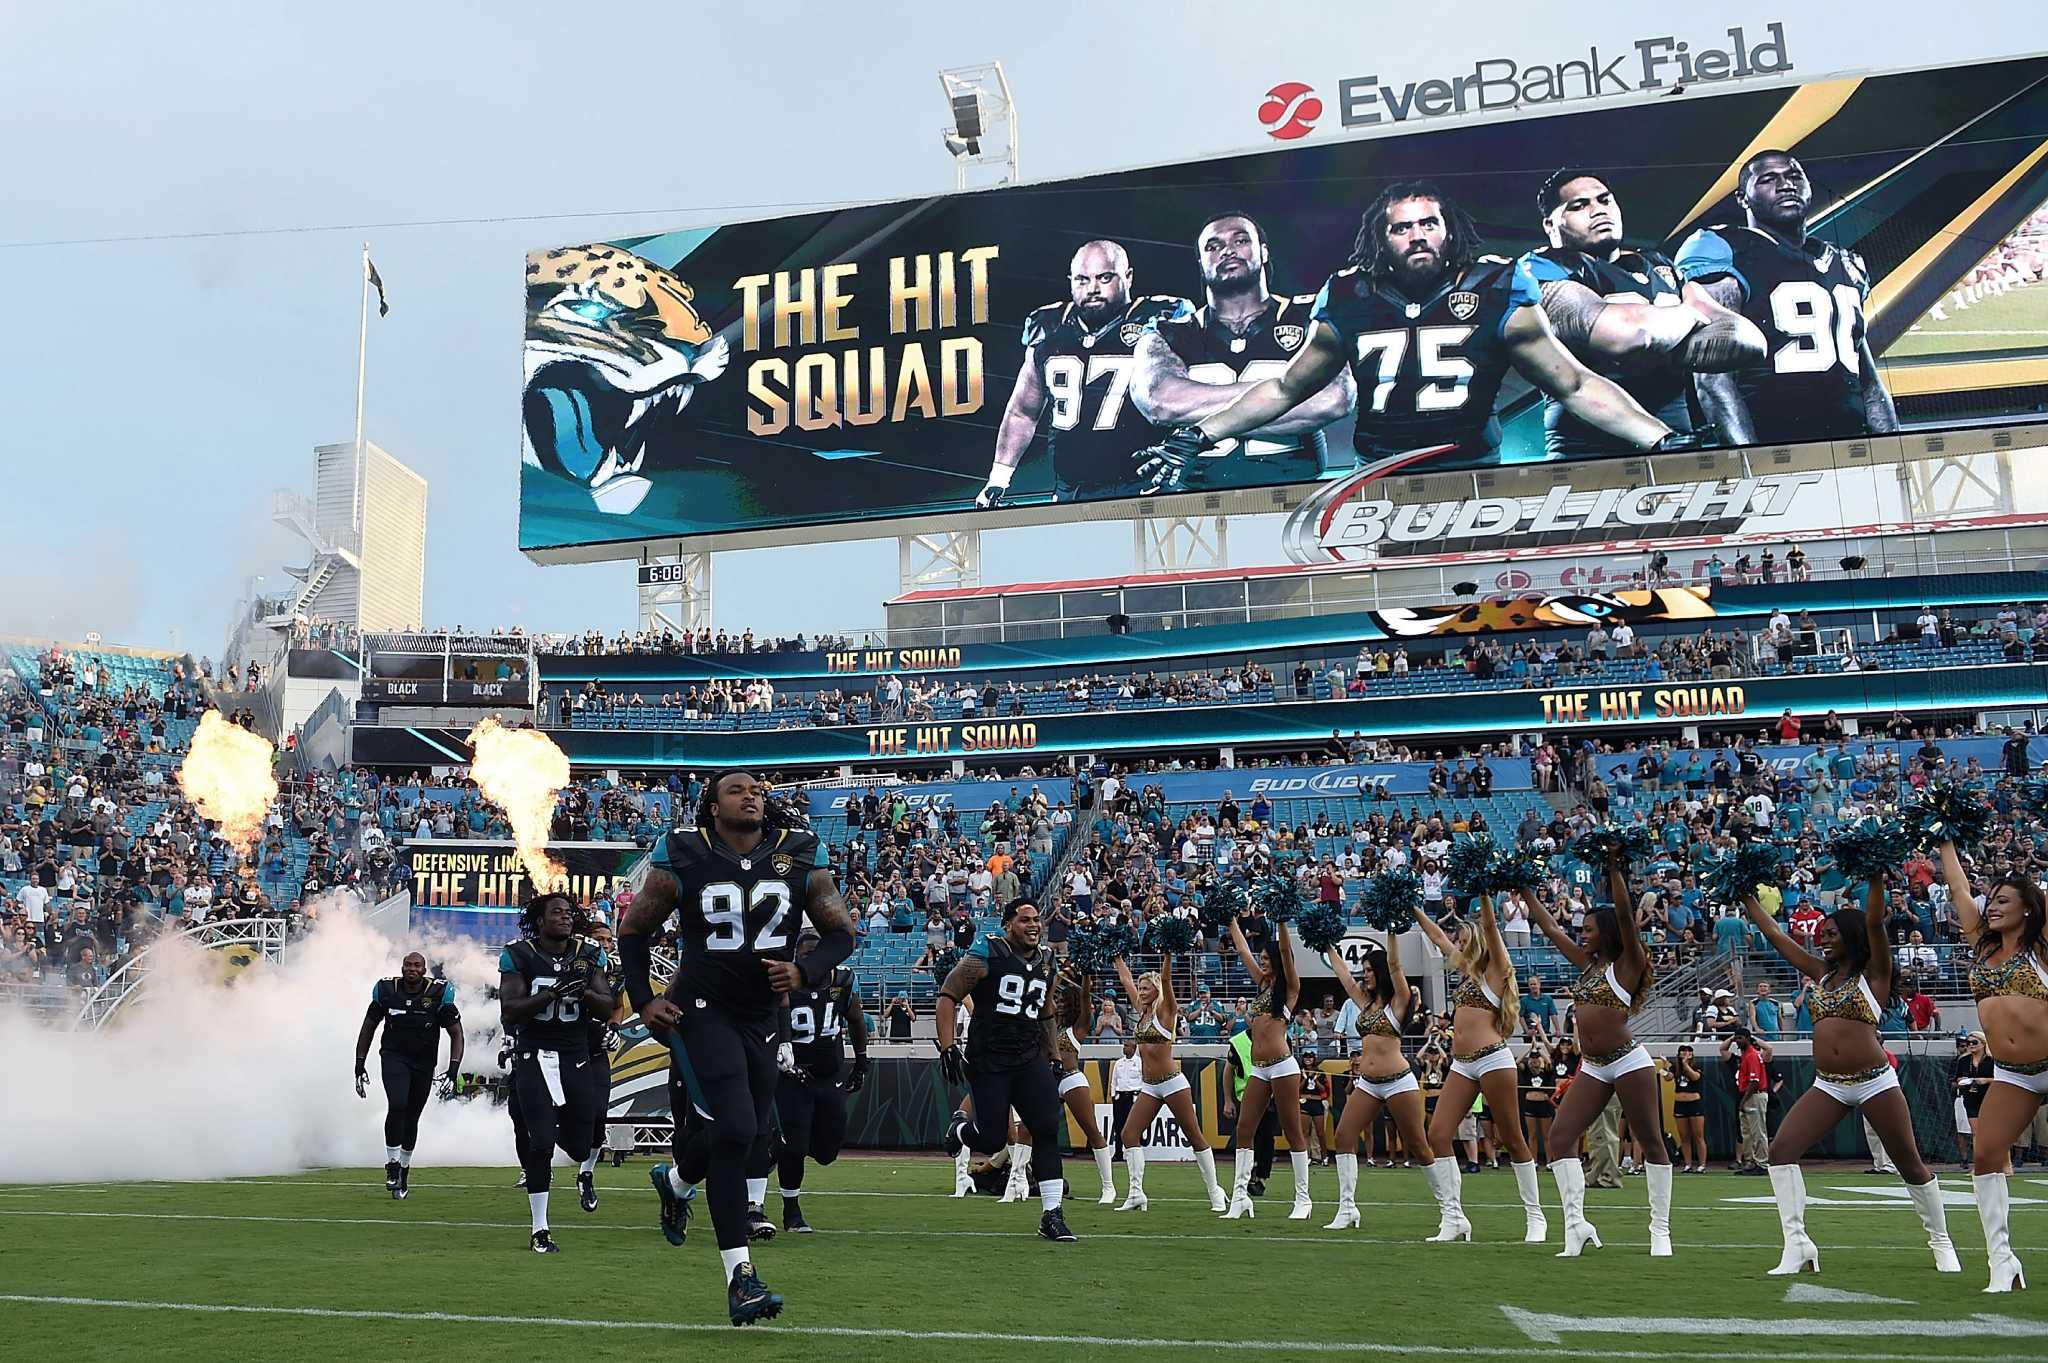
[
  {"x1": 520, "y1": 56, "x2": 2048, "y2": 557},
  {"x1": 400, "y1": 839, "x2": 644, "y2": 941}
]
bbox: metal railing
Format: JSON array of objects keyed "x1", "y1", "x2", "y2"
[{"x1": 76, "y1": 918, "x2": 291, "y2": 1030}]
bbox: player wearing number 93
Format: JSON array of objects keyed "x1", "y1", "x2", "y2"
[
  {"x1": 976, "y1": 240, "x2": 1190, "y2": 507},
  {"x1": 618, "y1": 770, "x2": 857, "y2": 1326},
  {"x1": 499, "y1": 892, "x2": 614, "y2": 1254},
  {"x1": 1675, "y1": 150, "x2": 1898, "y2": 445},
  {"x1": 1135, "y1": 182, "x2": 1695, "y2": 491},
  {"x1": 937, "y1": 897, "x2": 1078, "y2": 1243}
]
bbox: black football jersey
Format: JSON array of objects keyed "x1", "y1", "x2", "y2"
[
  {"x1": 650, "y1": 826, "x2": 825, "y2": 1020},
  {"x1": 786, "y1": 965, "x2": 856, "y2": 1078},
  {"x1": 1311, "y1": 257, "x2": 1540, "y2": 465},
  {"x1": 961, "y1": 933, "x2": 1056, "y2": 1070},
  {"x1": 1674, "y1": 225, "x2": 1874, "y2": 443},
  {"x1": 500, "y1": 936, "x2": 606, "y2": 1055},
  {"x1": 1151, "y1": 294, "x2": 1329, "y2": 487},
  {"x1": 370, "y1": 975, "x2": 459, "y2": 1067},
  {"x1": 1522, "y1": 246, "x2": 1694, "y2": 455},
  {"x1": 1023, "y1": 295, "x2": 1189, "y2": 496}
]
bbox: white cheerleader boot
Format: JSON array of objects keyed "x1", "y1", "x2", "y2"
[
  {"x1": 1551, "y1": 1158, "x2": 1603, "y2": 1257},
  {"x1": 1094, "y1": 1146, "x2": 1117, "y2": 1206},
  {"x1": 1423, "y1": 1157, "x2": 1471, "y2": 1242},
  {"x1": 1514, "y1": 1159, "x2": 1548, "y2": 1244},
  {"x1": 1195, "y1": 1147, "x2": 1227, "y2": 1214},
  {"x1": 1647, "y1": 1162, "x2": 1673, "y2": 1257},
  {"x1": 998, "y1": 1144, "x2": 1030, "y2": 1203},
  {"x1": 1905, "y1": 1177, "x2": 1960, "y2": 1273},
  {"x1": 1116, "y1": 1148, "x2": 1148, "y2": 1211},
  {"x1": 951, "y1": 1147, "x2": 973, "y2": 1198},
  {"x1": 1325, "y1": 1154, "x2": 1360, "y2": 1229},
  {"x1": 1767, "y1": 1164, "x2": 1820, "y2": 1275},
  {"x1": 1976, "y1": 1172, "x2": 2028, "y2": 1293},
  {"x1": 1288, "y1": 1151, "x2": 1313, "y2": 1221},
  {"x1": 1224, "y1": 1148, "x2": 1255, "y2": 1219}
]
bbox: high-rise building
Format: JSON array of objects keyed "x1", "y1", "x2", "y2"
[{"x1": 272, "y1": 440, "x2": 428, "y2": 631}]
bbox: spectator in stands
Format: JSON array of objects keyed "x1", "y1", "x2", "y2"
[
  {"x1": 1903, "y1": 979, "x2": 1941, "y2": 1032},
  {"x1": 1747, "y1": 981, "x2": 1781, "y2": 1040},
  {"x1": 884, "y1": 994, "x2": 914, "y2": 1040},
  {"x1": 1519, "y1": 975, "x2": 1557, "y2": 1042}
]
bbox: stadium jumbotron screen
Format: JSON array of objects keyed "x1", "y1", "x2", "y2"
[{"x1": 519, "y1": 56, "x2": 2048, "y2": 559}]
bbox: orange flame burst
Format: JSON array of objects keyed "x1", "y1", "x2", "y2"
[
  {"x1": 466, "y1": 717, "x2": 570, "y2": 895},
  {"x1": 177, "y1": 712, "x2": 279, "y2": 853}
]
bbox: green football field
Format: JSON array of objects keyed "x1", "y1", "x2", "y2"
[
  {"x1": 1884, "y1": 280, "x2": 2048, "y2": 359},
  {"x1": 4, "y1": 1159, "x2": 2047, "y2": 1361}
]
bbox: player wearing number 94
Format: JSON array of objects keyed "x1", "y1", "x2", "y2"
[
  {"x1": 1135, "y1": 183, "x2": 1697, "y2": 492},
  {"x1": 618, "y1": 770, "x2": 857, "y2": 1327},
  {"x1": 937, "y1": 897, "x2": 1079, "y2": 1243},
  {"x1": 1675, "y1": 150, "x2": 1898, "y2": 445}
]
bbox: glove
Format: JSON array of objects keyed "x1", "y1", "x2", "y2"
[
  {"x1": 1133, "y1": 425, "x2": 1217, "y2": 495},
  {"x1": 496, "y1": 1036, "x2": 516, "y2": 1072},
  {"x1": 353, "y1": 1063, "x2": 368, "y2": 1099},
  {"x1": 438, "y1": 1064, "x2": 460, "y2": 1097},
  {"x1": 974, "y1": 481, "x2": 1009, "y2": 510},
  {"x1": 939, "y1": 1042, "x2": 967, "y2": 1087},
  {"x1": 776, "y1": 1042, "x2": 799, "y2": 1075},
  {"x1": 1651, "y1": 428, "x2": 1714, "y2": 454},
  {"x1": 844, "y1": 1055, "x2": 870, "y2": 1093}
]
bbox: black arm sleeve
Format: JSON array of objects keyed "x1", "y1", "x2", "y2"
[
  {"x1": 799, "y1": 925, "x2": 855, "y2": 989},
  {"x1": 620, "y1": 931, "x2": 655, "y2": 1011}
]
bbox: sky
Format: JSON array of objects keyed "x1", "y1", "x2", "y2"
[{"x1": 1, "y1": 2, "x2": 2042, "y2": 655}]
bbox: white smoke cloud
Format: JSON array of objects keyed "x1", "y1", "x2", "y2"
[{"x1": 2, "y1": 898, "x2": 528, "y2": 1183}]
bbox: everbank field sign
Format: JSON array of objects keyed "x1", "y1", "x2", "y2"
[{"x1": 1256, "y1": 23, "x2": 1794, "y2": 138}]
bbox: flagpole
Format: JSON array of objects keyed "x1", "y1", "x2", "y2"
[{"x1": 353, "y1": 240, "x2": 371, "y2": 541}]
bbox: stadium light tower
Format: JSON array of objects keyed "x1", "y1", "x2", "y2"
[{"x1": 938, "y1": 62, "x2": 1017, "y2": 192}]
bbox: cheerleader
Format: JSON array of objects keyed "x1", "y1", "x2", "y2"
[
  {"x1": 1410, "y1": 894, "x2": 1547, "y2": 1243},
  {"x1": 1743, "y1": 875, "x2": 1959, "y2": 1275},
  {"x1": 1940, "y1": 837, "x2": 2048, "y2": 1292},
  {"x1": 1320, "y1": 930, "x2": 1439, "y2": 1231},
  {"x1": 1109, "y1": 951, "x2": 1228, "y2": 1212},
  {"x1": 1050, "y1": 961, "x2": 1118, "y2": 1205},
  {"x1": 1519, "y1": 865, "x2": 1671, "y2": 1258},
  {"x1": 1222, "y1": 915, "x2": 1312, "y2": 1219}
]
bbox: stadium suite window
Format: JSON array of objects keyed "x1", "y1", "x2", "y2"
[
  {"x1": 1000, "y1": 593, "x2": 1060, "y2": 623},
  {"x1": 1122, "y1": 585, "x2": 1185, "y2": 613},
  {"x1": 1248, "y1": 578, "x2": 1311, "y2": 607},
  {"x1": 1061, "y1": 589, "x2": 1120, "y2": 620},
  {"x1": 944, "y1": 598, "x2": 1000, "y2": 626},
  {"x1": 1184, "y1": 581, "x2": 1247, "y2": 613}
]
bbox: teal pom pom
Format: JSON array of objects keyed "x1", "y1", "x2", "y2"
[
  {"x1": 1482, "y1": 849, "x2": 1548, "y2": 896},
  {"x1": 1068, "y1": 921, "x2": 1135, "y2": 975},
  {"x1": 1570, "y1": 823, "x2": 1655, "y2": 867},
  {"x1": 1252, "y1": 874, "x2": 1303, "y2": 923},
  {"x1": 1296, "y1": 901, "x2": 1349, "y2": 953},
  {"x1": 1145, "y1": 915, "x2": 1196, "y2": 954},
  {"x1": 1444, "y1": 836, "x2": 1498, "y2": 895},
  {"x1": 1702, "y1": 840, "x2": 1784, "y2": 906},
  {"x1": 1904, "y1": 783, "x2": 1992, "y2": 850},
  {"x1": 1197, "y1": 878, "x2": 1248, "y2": 929},
  {"x1": 1828, "y1": 817, "x2": 1915, "y2": 882},
  {"x1": 1359, "y1": 869, "x2": 1422, "y2": 932}
]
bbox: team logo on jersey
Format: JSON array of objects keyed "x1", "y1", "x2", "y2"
[
  {"x1": 1654, "y1": 264, "x2": 1679, "y2": 290},
  {"x1": 1119, "y1": 321, "x2": 1146, "y2": 347},
  {"x1": 771, "y1": 854, "x2": 794, "y2": 876},
  {"x1": 1273, "y1": 324, "x2": 1305, "y2": 352},
  {"x1": 1447, "y1": 291, "x2": 1480, "y2": 321}
]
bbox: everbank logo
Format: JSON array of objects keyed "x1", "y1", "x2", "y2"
[{"x1": 1258, "y1": 81, "x2": 1323, "y2": 139}]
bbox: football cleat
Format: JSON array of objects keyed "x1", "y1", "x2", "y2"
[
  {"x1": 782, "y1": 1198, "x2": 813, "y2": 1234},
  {"x1": 383, "y1": 1161, "x2": 401, "y2": 1193},
  {"x1": 745, "y1": 1203, "x2": 777, "y2": 1242},
  {"x1": 394, "y1": 1167, "x2": 410, "y2": 1200},
  {"x1": 942, "y1": 1110, "x2": 969, "y2": 1157},
  {"x1": 530, "y1": 1229, "x2": 559, "y2": 1254},
  {"x1": 1038, "y1": 1208, "x2": 1078, "y2": 1242},
  {"x1": 578, "y1": 1170, "x2": 599, "y2": 1214},
  {"x1": 728, "y1": 1264, "x2": 783, "y2": 1326},
  {"x1": 649, "y1": 1162, "x2": 693, "y2": 1247}
]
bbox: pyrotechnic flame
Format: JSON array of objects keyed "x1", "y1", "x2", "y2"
[
  {"x1": 466, "y1": 717, "x2": 569, "y2": 894},
  {"x1": 177, "y1": 712, "x2": 279, "y2": 853}
]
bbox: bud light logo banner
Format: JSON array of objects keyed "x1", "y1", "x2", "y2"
[{"x1": 520, "y1": 58, "x2": 2048, "y2": 561}]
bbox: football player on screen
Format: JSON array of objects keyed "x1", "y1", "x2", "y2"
[
  {"x1": 1135, "y1": 183, "x2": 1694, "y2": 492},
  {"x1": 1128, "y1": 213, "x2": 1355, "y2": 492},
  {"x1": 1522, "y1": 169, "x2": 1765, "y2": 456},
  {"x1": 1674, "y1": 150, "x2": 1898, "y2": 445},
  {"x1": 976, "y1": 241, "x2": 1190, "y2": 507}
]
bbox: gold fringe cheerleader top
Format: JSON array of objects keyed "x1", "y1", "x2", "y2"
[
  {"x1": 1134, "y1": 1005, "x2": 1175, "y2": 1045},
  {"x1": 1450, "y1": 973, "x2": 1501, "y2": 1018},
  {"x1": 1356, "y1": 999, "x2": 1405, "y2": 1041},
  {"x1": 1569, "y1": 960, "x2": 1637, "y2": 1014},
  {"x1": 1970, "y1": 949, "x2": 2048, "y2": 1003},
  {"x1": 1809, "y1": 971, "x2": 1881, "y2": 1026}
]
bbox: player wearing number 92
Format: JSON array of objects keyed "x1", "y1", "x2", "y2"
[
  {"x1": 499, "y1": 892, "x2": 614, "y2": 1254},
  {"x1": 976, "y1": 240, "x2": 1191, "y2": 507},
  {"x1": 1675, "y1": 150, "x2": 1898, "y2": 446},
  {"x1": 1134, "y1": 183, "x2": 1691, "y2": 492},
  {"x1": 617, "y1": 770, "x2": 857, "y2": 1326},
  {"x1": 936, "y1": 898, "x2": 1079, "y2": 1242}
]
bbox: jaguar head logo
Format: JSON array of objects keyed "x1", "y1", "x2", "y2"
[{"x1": 522, "y1": 245, "x2": 730, "y2": 515}]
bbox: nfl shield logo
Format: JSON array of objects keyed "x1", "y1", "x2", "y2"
[
  {"x1": 1447, "y1": 291, "x2": 1479, "y2": 321},
  {"x1": 1274, "y1": 324, "x2": 1305, "y2": 352},
  {"x1": 1654, "y1": 264, "x2": 1679, "y2": 290},
  {"x1": 1119, "y1": 322, "x2": 1145, "y2": 347}
]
